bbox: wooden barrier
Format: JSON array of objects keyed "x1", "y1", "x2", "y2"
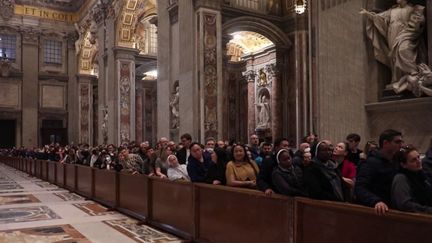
[
  {"x1": 294, "y1": 197, "x2": 432, "y2": 243},
  {"x1": 93, "y1": 169, "x2": 117, "y2": 207},
  {"x1": 2, "y1": 157, "x2": 432, "y2": 243},
  {"x1": 195, "y1": 184, "x2": 294, "y2": 243},
  {"x1": 76, "y1": 165, "x2": 93, "y2": 197},
  {"x1": 35, "y1": 160, "x2": 42, "y2": 178},
  {"x1": 41, "y1": 160, "x2": 48, "y2": 180},
  {"x1": 47, "y1": 162, "x2": 56, "y2": 184},
  {"x1": 56, "y1": 163, "x2": 65, "y2": 187},
  {"x1": 150, "y1": 178, "x2": 195, "y2": 239},
  {"x1": 24, "y1": 159, "x2": 29, "y2": 174},
  {"x1": 117, "y1": 172, "x2": 149, "y2": 220},
  {"x1": 65, "y1": 163, "x2": 76, "y2": 191}
]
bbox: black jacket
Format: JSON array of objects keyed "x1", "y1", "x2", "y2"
[
  {"x1": 257, "y1": 154, "x2": 277, "y2": 192},
  {"x1": 354, "y1": 150, "x2": 398, "y2": 207},
  {"x1": 422, "y1": 154, "x2": 432, "y2": 181},
  {"x1": 303, "y1": 160, "x2": 348, "y2": 202},
  {"x1": 272, "y1": 165, "x2": 306, "y2": 197},
  {"x1": 177, "y1": 147, "x2": 187, "y2": 164}
]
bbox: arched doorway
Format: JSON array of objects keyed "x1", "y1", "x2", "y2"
[{"x1": 222, "y1": 17, "x2": 291, "y2": 143}]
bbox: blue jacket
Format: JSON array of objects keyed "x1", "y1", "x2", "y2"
[{"x1": 354, "y1": 150, "x2": 398, "y2": 207}]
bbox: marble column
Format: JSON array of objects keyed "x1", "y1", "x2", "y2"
[
  {"x1": 77, "y1": 75, "x2": 93, "y2": 145},
  {"x1": 96, "y1": 9, "x2": 117, "y2": 145},
  {"x1": 115, "y1": 48, "x2": 138, "y2": 144},
  {"x1": 197, "y1": 8, "x2": 223, "y2": 141},
  {"x1": 135, "y1": 88, "x2": 143, "y2": 143},
  {"x1": 21, "y1": 31, "x2": 39, "y2": 147},
  {"x1": 67, "y1": 34, "x2": 79, "y2": 144},
  {"x1": 428, "y1": 0, "x2": 432, "y2": 65},
  {"x1": 244, "y1": 70, "x2": 256, "y2": 138},
  {"x1": 267, "y1": 63, "x2": 282, "y2": 140},
  {"x1": 157, "y1": 0, "x2": 171, "y2": 139}
]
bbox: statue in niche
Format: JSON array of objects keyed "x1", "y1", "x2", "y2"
[
  {"x1": 169, "y1": 83, "x2": 179, "y2": 129},
  {"x1": 74, "y1": 23, "x2": 85, "y2": 56},
  {"x1": 88, "y1": 20, "x2": 98, "y2": 45},
  {"x1": 360, "y1": 1, "x2": 427, "y2": 88},
  {"x1": 101, "y1": 108, "x2": 108, "y2": 144},
  {"x1": 135, "y1": 22, "x2": 146, "y2": 52},
  {"x1": 256, "y1": 94, "x2": 270, "y2": 129},
  {"x1": 257, "y1": 68, "x2": 268, "y2": 86}
]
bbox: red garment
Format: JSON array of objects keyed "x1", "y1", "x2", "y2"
[{"x1": 341, "y1": 159, "x2": 356, "y2": 179}]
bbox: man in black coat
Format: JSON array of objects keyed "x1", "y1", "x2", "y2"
[
  {"x1": 177, "y1": 133, "x2": 192, "y2": 164},
  {"x1": 354, "y1": 129, "x2": 403, "y2": 215}
]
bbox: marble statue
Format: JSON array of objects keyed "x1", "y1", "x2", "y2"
[
  {"x1": 360, "y1": 0, "x2": 426, "y2": 86},
  {"x1": 256, "y1": 94, "x2": 270, "y2": 129},
  {"x1": 102, "y1": 108, "x2": 108, "y2": 144},
  {"x1": 135, "y1": 22, "x2": 146, "y2": 52},
  {"x1": 88, "y1": 20, "x2": 98, "y2": 45},
  {"x1": 74, "y1": 23, "x2": 85, "y2": 56},
  {"x1": 169, "y1": 85, "x2": 179, "y2": 129}
]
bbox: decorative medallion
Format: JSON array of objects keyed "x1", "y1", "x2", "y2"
[{"x1": 0, "y1": 0, "x2": 15, "y2": 21}]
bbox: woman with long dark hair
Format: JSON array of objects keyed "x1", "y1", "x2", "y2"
[
  {"x1": 225, "y1": 144, "x2": 259, "y2": 188},
  {"x1": 391, "y1": 145, "x2": 432, "y2": 214}
]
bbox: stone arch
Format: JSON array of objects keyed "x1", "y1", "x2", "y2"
[
  {"x1": 116, "y1": 0, "x2": 157, "y2": 48},
  {"x1": 222, "y1": 16, "x2": 291, "y2": 49},
  {"x1": 134, "y1": 11, "x2": 158, "y2": 54},
  {"x1": 223, "y1": 16, "x2": 290, "y2": 141}
]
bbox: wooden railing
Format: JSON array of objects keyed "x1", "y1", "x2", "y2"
[{"x1": 2, "y1": 156, "x2": 432, "y2": 243}]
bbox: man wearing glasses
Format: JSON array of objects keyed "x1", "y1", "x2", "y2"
[{"x1": 354, "y1": 129, "x2": 404, "y2": 215}]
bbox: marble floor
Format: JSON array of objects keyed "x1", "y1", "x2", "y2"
[{"x1": 0, "y1": 164, "x2": 183, "y2": 243}]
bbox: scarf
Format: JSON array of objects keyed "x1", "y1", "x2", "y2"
[{"x1": 315, "y1": 159, "x2": 344, "y2": 201}]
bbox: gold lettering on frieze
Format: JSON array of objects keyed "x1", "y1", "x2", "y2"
[{"x1": 14, "y1": 5, "x2": 79, "y2": 23}]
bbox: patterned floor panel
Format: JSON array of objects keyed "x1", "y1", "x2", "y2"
[
  {"x1": 104, "y1": 219, "x2": 183, "y2": 243},
  {"x1": 0, "y1": 194, "x2": 40, "y2": 205},
  {"x1": 0, "y1": 224, "x2": 90, "y2": 242},
  {"x1": 0, "y1": 163, "x2": 183, "y2": 242},
  {"x1": 0, "y1": 206, "x2": 61, "y2": 224}
]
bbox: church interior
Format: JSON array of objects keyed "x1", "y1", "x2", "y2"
[{"x1": 0, "y1": 0, "x2": 432, "y2": 242}]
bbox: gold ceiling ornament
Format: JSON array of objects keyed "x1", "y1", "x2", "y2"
[{"x1": 294, "y1": 0, "x2": 307, "y2": 14}]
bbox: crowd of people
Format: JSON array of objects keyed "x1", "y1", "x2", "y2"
[{"x1": 1, "y1": 130, "x2": 432, "y2": 216}]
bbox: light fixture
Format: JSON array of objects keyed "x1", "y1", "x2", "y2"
[
  {"x1": 295, "y1": 0, "x2": 307, "y2": 15},
  {"x1": 233, "y1": 34, "x2": 242, "y2": 40},
  {"x1": 143, "y1": 70, "x2": 158, "y2": 80}
]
